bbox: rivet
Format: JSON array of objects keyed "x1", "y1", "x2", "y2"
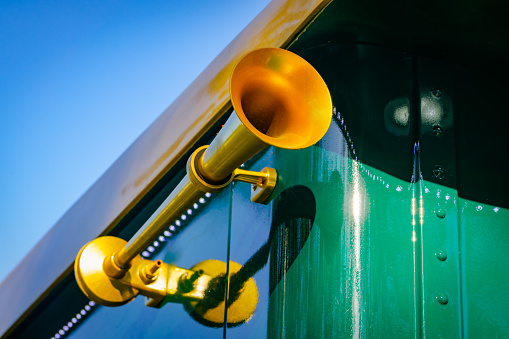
[
  {"x1": 436, "y1": 293, "x2": 449, "y2": 305},
  {"x1": 435, "y1": 208, "x2": 446, "y2": 218},
  {"x1": 431, "y1": 88, "x2": 442, "y2": 98},
  {"x1": 433, "y1": 166, "x2": 445, "y2": 179},
  {"x1": 432, "y1": 125, "x2": 443, "y2": 136},
  {"x1": 435, "y1": 250, "x2": 448, "y2": 261}
]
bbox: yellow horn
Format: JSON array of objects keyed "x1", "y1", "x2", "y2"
[
  {"x1": 74, "y1": 48, "x2": 332, "y2": 308},
  {"x1": 198, "y1": 47, "x2": 332, "y2": 183}
]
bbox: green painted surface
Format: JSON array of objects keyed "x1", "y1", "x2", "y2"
[
  {"x1": 419, "y1": 181, "x2": 462, "y2": 338},
  {"x1": 226, "y1": 121, "x2": 420, "y2": 337},
  {"x1": 268, "y1": 137, "x2": 418, "y2": 338},
  {"x1": 459, "y1": 199, "x2": 509, "y2": 337},
  {"x1": 226, "y1": 117, "x2": 508, "y2": 338}
]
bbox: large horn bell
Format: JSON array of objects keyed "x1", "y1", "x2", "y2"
[
  {"x1": 232, "y1": 47, "x2": 332, "y2": 148},
  {"x1": 198, "y1": 48, "x2": 332, "y2": 183}
]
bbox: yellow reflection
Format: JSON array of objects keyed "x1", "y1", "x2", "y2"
[
  {"x1": 419, "y1": 189, "x2": 424, "y2": 228},
  {"x1": 410, "y1": 181, "x2": 424, "y2": 242}
]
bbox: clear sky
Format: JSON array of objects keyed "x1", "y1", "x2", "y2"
[{"x1": 0, "y1": 0, "x2": 270, "y2": 283}]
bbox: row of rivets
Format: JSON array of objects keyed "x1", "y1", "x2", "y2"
[
  {"x1": 431, "y1": 87, "x2": 449, "y2": 306},
  {"x1": 431, "y1": 88, "x2": 445, "y2": 181}
]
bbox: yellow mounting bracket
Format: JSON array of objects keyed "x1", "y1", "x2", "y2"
[
  {"x1": 74, "y1": 236, "x2": 211, "y2": 307},
  {"x1": 74, "y1": 236, "x2": 258, "y2": 326},
  {"x1": 233, "y1": 167, "x2": 277, "y2": 204},
  {"x1": 187, "y1": 145, "x2": 277, "y2": 204}
]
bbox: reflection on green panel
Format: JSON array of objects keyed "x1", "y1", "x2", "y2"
[
  {"x1": 459, "y1": 199, "x2": 509, "y2": 337},
  {"x1": 264, "y1": 140, "x2": 508, "y2": 338},
  {"x1": 266, "y1": 122, "x2": 418, "y2": 337}
]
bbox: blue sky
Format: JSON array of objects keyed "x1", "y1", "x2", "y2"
[{"x1": 0, "y1": 0, "x2": 270, "y2": 283}]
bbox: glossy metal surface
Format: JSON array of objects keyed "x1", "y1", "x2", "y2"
[
  {"x1": 6, "y1": 1, "x2": 509, "y2": 337},
  {"x1": 227, "y1": 123, "x2": 420, "y2": 337},
  {"x1": 186, "y1": 260, "x2": 258, "y2": 327},
  {"x1": 29, "y1": 40, "x2": 509, "y2": 336},
  {"x1": 0, "y1": 1, "x2": 330, "y2": 336},
  {"x1": 75, "y1": 237, "x2": 139, "y2": 306},
  {"x1": 229, "y1": 48, "x2": 332, "y2": 151},
  {"x1": 228, "y1": 154, "x2": 274, "y2": 338},
  {"x1": 459, "y1": 200, "x2": 509, "y2": 337},
  {"x1": 200, "y1": 47, "x2": 331, "y2": 183},
  {"x1": 75, "y1": 236, "x2": 213, "y2": 308}
]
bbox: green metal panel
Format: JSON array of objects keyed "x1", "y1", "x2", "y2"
[
  {"x1": 460, "y1": 200, "x2": 509, "y2": 337},
  {"x1": 267, "y1": 148, "x2": 418, "y2": 338},
  {"x1": 223, "y1": 41, "x2": 509, "y2": 338},
  {"x1": 419, "y1": 181, "x2": 462, "y2": 338}
]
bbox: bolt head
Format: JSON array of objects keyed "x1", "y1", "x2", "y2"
[
  {"x1": 433, "y1": 166, "x2": 445, "y2": 179},
  {"x1": 432, "y1": 125, "x2": 443, "y2": 136},
  {"x1": 431, "y1": 88, "x2": 442, "y2": 98}
]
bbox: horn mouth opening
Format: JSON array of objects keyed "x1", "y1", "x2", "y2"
[{"x1": 230, "y1": 48, "x2": 332, "y2": 150}]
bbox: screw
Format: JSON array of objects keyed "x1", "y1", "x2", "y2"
[
  {"x1": 431, "y1": 88, "x2": 442, "y2": 98},
  {"x1": 433, "y1": 166, "x2": 445, "y2": 179},
  {"x1": 140, "y1": 260, "x2": 162, "y2": 284},
  {"x1": 432, "y1": 125, "x2": 443, "y2": 137}
]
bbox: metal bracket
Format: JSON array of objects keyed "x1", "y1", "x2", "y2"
[
  {"x1": 74, "y1": 236, "x2": 259, "y2": 326},
  {"x1": 74, "y1": 236, "x2": 211, "y2": 307},
  {"x1": 188, "y1": 145, "x2": 277, "y2": 204},
  {"x1": 233, "y1": 167, "x2": 277, "y2": 204}
]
